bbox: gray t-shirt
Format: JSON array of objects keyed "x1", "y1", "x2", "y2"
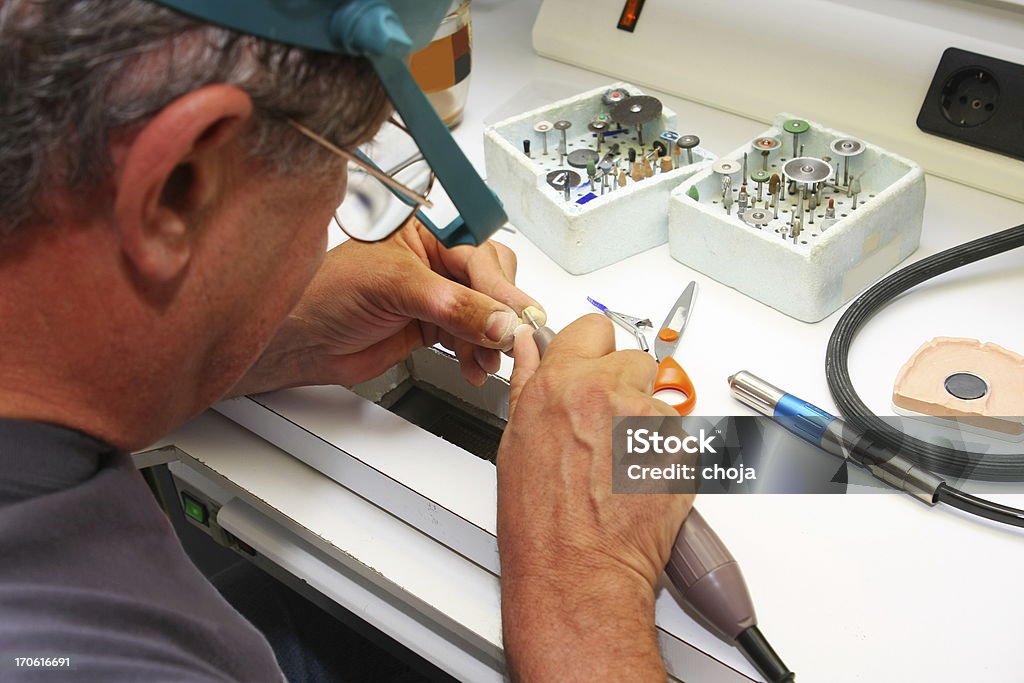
[{"x1": 0, "y1": 418, "x2": 285, "y2": 682}]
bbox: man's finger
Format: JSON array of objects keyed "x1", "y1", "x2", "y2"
[
  {"x1": 650, "y1": 395, "x2": 683, "y2": 417},
  {"x1": 445, "y1": 238, "x2": 518, "y2": 282},
  {"x1": 466, "y1": 242, "x2": 536, "y2": 316},
  {"x1": 393, "y1": 267, "x2": 521, "y2": 349},
  {"x1": 492, "y1": 241, "x2": 518, "y2": 283},
  {"x1": 454, "y1": 338, "x2": 487, "y2": 386},
  {"x1": 474, "y1": 346, "x2": 501, "y2": 376},
  {"x1": 317, "y1": 324, "x2": 422, "y2": 386},
  {"x1": 601, "y1": 349, "x2": 660, "y2": 394},
  {"x1": 544, "y1": 314, "x2": 616, "y2": 361},
  {"x1": 444, "y1": 240, "x2": 543, "y2": 326},
  {"x1": 507, "y1": 325, "x2": 540, "y2": 418}
]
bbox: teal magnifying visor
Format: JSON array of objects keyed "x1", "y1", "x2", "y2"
[{"x1": 152, "y1": 0, "x2": 507, "y2": 248}]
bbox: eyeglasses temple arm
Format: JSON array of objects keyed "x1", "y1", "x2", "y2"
[
  {"x1": 288, "y1": 119, "x2": 433, "y2": 209},
  {"x1": 366, "y1": 54, "x2": 507, "y2": 247}
]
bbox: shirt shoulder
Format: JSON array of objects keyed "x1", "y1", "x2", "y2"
[{"x1": 0, "y1": 420, "x2": 284, "y2": 682}]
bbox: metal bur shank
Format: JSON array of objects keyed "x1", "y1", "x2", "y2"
[{"x1": 665, "y1": 509, "x2": 758, "y2": 640}]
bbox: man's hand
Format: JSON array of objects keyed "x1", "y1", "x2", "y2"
[
  {"x1": 498, "y1": 315, "x2": 694, "y2": 682},
  {"x1": 231, "y1": 220, "x2": 542, "y2": 395}
]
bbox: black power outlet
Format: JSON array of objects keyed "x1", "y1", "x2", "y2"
[
  {"x1": 917, "y1": 47, "x2": 1024, "y2": 161},
  {"x1": 940, "y1": 68, "x2": 998, "y2": 127}
]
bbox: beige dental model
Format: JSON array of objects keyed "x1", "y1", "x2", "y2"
[{"x1": 893, "y1": 337, "x2": 1024, "y2": 437}]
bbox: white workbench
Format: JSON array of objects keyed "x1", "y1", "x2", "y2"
[{"x1": 161, "y1": 2, "x2": 1024, "y2": 681}]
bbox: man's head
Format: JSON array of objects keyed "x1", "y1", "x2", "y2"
[{"x1": 0, "y1": 0, "x2": 393, "y2": 448}]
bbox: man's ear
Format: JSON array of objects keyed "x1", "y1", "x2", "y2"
[{"x1": 114, "y1": 84, "x2": 253, "y2": 286}]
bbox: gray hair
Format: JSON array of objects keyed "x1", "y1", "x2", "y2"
[{"x1": 0, "y1": 0, "x2": 392, "y2": 234}]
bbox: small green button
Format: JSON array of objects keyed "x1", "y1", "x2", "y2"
[{"x1": 181, "y1": 491, "x2": 208, "y2": 526}]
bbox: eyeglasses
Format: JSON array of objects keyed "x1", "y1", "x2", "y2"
[
  {"x1": 155, "y1": 0, "x2": 506, "y2": 247},
  {"x1": 288, "y1": 117, "x2": 438, "y2": 242}
]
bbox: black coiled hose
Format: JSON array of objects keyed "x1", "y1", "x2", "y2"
[{"x1": 825, "y1": 223, "x2": 1024, "y2": 482}]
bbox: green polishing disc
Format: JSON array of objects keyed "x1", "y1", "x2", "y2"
[{"x1": 783, "y1": 119, "x2": 810, "y2": 135}]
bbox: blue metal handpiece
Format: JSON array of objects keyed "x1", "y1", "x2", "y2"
[
  {"x1": 773, "y1": 392, "x2": 836, "y2": 445},
  {"x1": 728, "y1": 371, "x2": 945, "y2": 504}
]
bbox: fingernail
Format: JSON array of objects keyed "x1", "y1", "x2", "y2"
[
  {"x1": 521, "y1": 305, "x2": 547, "y2": 327},
  {"x1": 513, "y1": 323, "x2": 533, "y2": 339},
  {"x1": 486, "y1": 310, "x2": 520, "y2": 343}
]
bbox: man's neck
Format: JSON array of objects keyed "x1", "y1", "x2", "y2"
[{"x1": 0, "y1": 226, "x2": 193, "y2": 451}]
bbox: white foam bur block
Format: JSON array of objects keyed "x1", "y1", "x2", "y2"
[
  {"x1": 484, "y1": 82, "x2": 714, "y2": 274},
  {"x1": 668, "y1": 114, "x2": 925, "y2": 322}
]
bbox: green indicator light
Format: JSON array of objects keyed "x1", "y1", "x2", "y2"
[{"x1": 181, "y1": 492, "x2": 208, "y2": 526}]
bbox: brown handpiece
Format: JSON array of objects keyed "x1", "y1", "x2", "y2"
[{"x1": 665, "y1": 509, "x2": 757, "y2": 640}]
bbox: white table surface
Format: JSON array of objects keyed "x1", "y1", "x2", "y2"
[{"x1": 164, "y1": 2, "x2": 1024, "y2": 681}]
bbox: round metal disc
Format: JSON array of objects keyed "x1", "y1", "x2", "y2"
[
  {"x1": 534, "y1": 120, "x2": 553, "y2": 133},
  {"x1": 752, "y1": 136, "x2": 781, "y2": 152},
  {"x1": 553, "y1": 120, "x2": 572, "y2": 131},
  {"x1": 567, "y1": 148, "x2": 600, "y2": 169},
  {"x1": 742, "y1": 208, "x2": 771, "y2": 227},
  {"x1": 602, "y1": 87, "x2": 631, "y2": 105},
  {"x1": 611, "y1": 95, "x2": 663, "y2": 126},
  {"x1": 677, "y1": 134, "x2": 700, "y2": 149},
  {"x1": 782, "y1": 119, "x2": 810, "y2": 135},
  {"x1": 830, "y1": 138, "x2": 865, "y2": 157},
  {"x1": 944, "y1": 372, "x2": 988, "y2": 400},
  {"x1": 750, "y1": 169, "x2": 771, "y2": 183},
  {"x1": 782, "y1": 157, "x2": 832, "y2": 184},
  {"x1": 546, "y1": 169, "x2": 581, "y2": 191},
  {"x1": 712, "y1": 158, "x2": 742, "y2": 175},
  {"x1": 588, "y1": 120, "x2": 609, "y2": 133}
]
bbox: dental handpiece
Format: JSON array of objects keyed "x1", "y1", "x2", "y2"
[
  {"x1": 665, "y1": 510, "x2": 793, "y2": 683},
  {"x1": 727, "y1": 371, "x2": 944, "y2": 503},
  {"x1": 520, "y1": 317, "x2": 794, "y2": 682},
  {"x1": 522, "y1": 309, "x2": 555, "y2": 356}
]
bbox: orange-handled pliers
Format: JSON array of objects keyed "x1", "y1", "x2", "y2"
[{"x1": 652, "y1": 281, "x2": 698, "y2": 415}]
